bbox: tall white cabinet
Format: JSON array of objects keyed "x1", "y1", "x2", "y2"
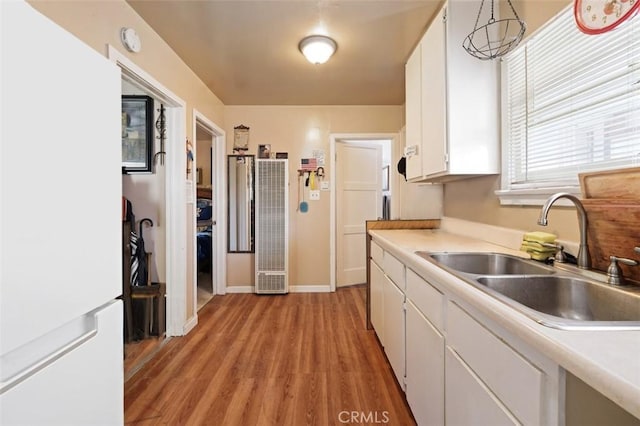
[
  {"x1": 368, "y1": 237, "x2": 562, "y2": 426},
  {"x1": 404, "y1": 0, "x2": 500, "y2": 182}
]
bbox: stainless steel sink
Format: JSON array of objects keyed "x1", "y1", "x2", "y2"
[
  {"x1": 476, "y1": 276, "x2": 640, "y2": 328},
  {"x1": 416, "y1": 251, "x2": 640, "y2": 330},
  {"x1": 417, "y1": 252, "x2": 554, "y2": 275}
]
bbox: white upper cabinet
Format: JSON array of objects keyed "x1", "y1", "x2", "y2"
[
  {"x1": 405, "y1": 43, "x2": 423, "y2": 181},
  {"x1": 404, "y1": 0, "x2": 500, "y2": 182}
]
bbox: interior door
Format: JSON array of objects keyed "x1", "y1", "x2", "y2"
[
  {"x1": 336, "y1": 141, "x2": 382, "y2": 287},
  {"x1": 208, "y1": 146, "x2": 217, "y2": 289}
]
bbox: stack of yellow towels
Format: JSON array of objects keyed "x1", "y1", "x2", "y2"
[{"x1": 520, "y1": 231, "x2": 557, "y2": 261}]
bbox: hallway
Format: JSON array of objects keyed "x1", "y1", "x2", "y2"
[{"x1": 124, "y1": 286, "x2": 416, "y2": 425}]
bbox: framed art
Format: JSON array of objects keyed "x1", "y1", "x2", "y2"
[
  {"x1": 122, "y1": 95, "x2": 154, "y2": 174},
  {"x1": 258, "y1": 144, "x2": 271, "y2": 159},
  {"x1": 233, "y1": 124, "x2": 250, "y2": 152}
]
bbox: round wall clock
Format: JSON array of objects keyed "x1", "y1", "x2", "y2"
[
  {"x1": 120, "y1": 27, "x2": 141, "y2": 53},
  {"x1": 575, "y1": 0, "x2": 640, "y2": 34}
]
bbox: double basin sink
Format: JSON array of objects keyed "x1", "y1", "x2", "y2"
[{"x1": 417, "y1": 252, "x2": 640, "y2": 330}]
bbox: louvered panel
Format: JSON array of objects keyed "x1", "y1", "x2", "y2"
[
  {"x1": 255, "y1": 159, "x2": 289, "y2": 294},
  {"x1": 256, "y1": 273, "x2": 287, "y2": 294}
]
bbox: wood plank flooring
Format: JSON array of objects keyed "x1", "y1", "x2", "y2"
[
  {"x1": 124, "y1": 336, "x2": 167, "y2": 382},
  {"x1": 125, "y1": 285, "x2": 416, "y2": 425}
]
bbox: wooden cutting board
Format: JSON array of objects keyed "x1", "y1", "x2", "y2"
[
  {"x1": 582, "y1": 199, "x2": 640, "y2": 283},
  {"x1": 579, "y1": 167, "x2": 640, "y2": 199}
]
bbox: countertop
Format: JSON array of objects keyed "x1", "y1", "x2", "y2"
[{"x1": 370, "y1": 228, "x2": 640, "y2": 420}]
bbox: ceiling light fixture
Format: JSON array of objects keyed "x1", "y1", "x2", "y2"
[{"x1": 299, "y1": 35, "x2": 337, "y2": 64}]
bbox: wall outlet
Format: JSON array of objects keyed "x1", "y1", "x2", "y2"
[{"x1": 309, "y1": 190, "x2": 320, "y2": 200}]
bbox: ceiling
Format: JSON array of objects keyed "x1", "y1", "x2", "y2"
[{"x1": 126, "y1": 0, "x2": 444, "y2": 106}]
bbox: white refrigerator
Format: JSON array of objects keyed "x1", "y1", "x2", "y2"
[{"x1": 1, "y1": 1, "x2": 124, "y2": 424}]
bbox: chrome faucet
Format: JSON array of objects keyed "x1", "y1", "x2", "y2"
[{"x1": 538, "y1": 193, "x2": 591, "y2": 269}]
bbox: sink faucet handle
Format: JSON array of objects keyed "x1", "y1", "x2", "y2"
[
  {"x1": 541, "y1": 242, "x2": 566, "y2": 263},
  {"x1": 607, "y1": 256, "x2": 639, "y2": 286}
]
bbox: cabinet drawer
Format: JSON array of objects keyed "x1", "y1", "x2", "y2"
[
  {"x1": 371, "y1": 239, "x2": 383, "y2": 266},
  {"x1": 445, "y1": 347, "x2": 518, "y2": 426},
  {"x1": 447, "y1": 301, "x2": 543, "y2": 425},
  {"x1": 383, "y1": 252, "x2": 405, "y2": 291},
  {"x1": 406, "y1": 268, "x2": 443, "y2": 332}
]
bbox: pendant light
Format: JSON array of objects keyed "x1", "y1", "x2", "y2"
[
  {"x1": 463, "y1": 0, "x2": 526, "y2": 60},
  {"x1": 299, "y1": 35, "x2": 337, "y2": 64}
]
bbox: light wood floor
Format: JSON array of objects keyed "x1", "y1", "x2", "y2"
[{"x1": 124, "y1": 285, "x2": 416, "y2": 425}]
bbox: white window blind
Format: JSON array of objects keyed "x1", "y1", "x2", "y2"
[{"x1": 502, "y1": 6, "x2": 639, "y2": 196}]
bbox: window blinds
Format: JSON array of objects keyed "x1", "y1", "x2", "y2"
[{"x1": 503, "y1": 6, "x2": 639, "y2": 188}]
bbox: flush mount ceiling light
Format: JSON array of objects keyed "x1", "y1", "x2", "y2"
[{"x1": 299, "y1": 35, "x2": 337, "y2": 64}]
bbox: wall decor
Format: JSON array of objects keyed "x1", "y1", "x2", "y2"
[
  {"x1": 154, "y1": 103, "x2": 166, "y2": 166},
  {"x1": 186, "y1": 139, "x2": 194, "y2": 178},
  {"x1": 233, "y1": 124, "x2": 250, "y2": 152},
  {"x1": 574, "y1": 0, "x2": 640, "y2": 34},
  {"x1": 122, "y1": 95, "x2": 154, "y2": 174},
  {"x1": 258, "y1": 144, "x2": 271, "y2": 159}
]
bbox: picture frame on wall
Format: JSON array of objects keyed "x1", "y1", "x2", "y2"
[
  {"x1": 122, "y1": 95, "x2": 154, "y2": 174},
  {"x1": 233, "y1": 124, "x2": 250, "y2": 152},
  {"x1": 258, "y1": 144, "x2": 271, "y2": 159}
]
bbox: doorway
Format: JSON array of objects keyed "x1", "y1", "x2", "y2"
[
  {"x1": 330, "y1": 134, "x2": 396, "y2": 291},
  {"x1": 195, "y1": 123, "x2": 214, "y2": 310},
  {"x1": 192, "y1": 110, "x2": 227, "y2": 312},
  {"x1": 108, "y1": 46, "x2": 189, "y2": 338}
]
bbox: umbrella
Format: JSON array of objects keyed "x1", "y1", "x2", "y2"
[{"x1": 130, "y1": 218, "x2": 153, "y2": 286}]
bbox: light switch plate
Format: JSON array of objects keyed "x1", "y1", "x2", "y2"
[
  {"x1": 309, "y1": 190, "x2": 320, "y2": 200},
  {"x1": 320, "y1": 181, "x2": 330, "y2": 191}
]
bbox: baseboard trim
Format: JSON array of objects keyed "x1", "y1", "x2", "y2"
[
  {"x1": 225, "y1": 286, "x2": 254, "y2": 293},
  {"x1": 225, "y1": 285, "x2": 332, "y2": 293},
  {"x1": 290, "y1": 285, "x2": 331, "y2": 293},
  {"x1": 182, "y1": 315, "x2": 198, "y2": 335}
]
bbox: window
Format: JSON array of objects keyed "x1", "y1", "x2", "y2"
[{"x1": 497, "y1": 5, "x2": 639, "y2": 205}]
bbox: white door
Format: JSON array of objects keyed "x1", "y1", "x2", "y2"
[
  {"x1": 336, "y1": 142, "x2": 382, "y2": 287},
  {"x1": 208, "y1": 145, "x2": 217, "y2": 289}
]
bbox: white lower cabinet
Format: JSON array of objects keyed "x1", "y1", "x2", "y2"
[
  {"x1": 383, "y1": 275, "x2": 405, "y2": 390},
  {"x1": 447, "y1": 301, "x2": 546, "y2": 425},
  {"x1": 445, "y1": 347, "x2": 519, "y2": 426},
  {"x1": 406, "y1": 300, "x2": 444, "y2": 426},
  {"x1": 368, "y1": 245, "x2": 560, "y2": 426},
  {"x1": 370, "y1": 260, "x2": 385, "y2": 346}
]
